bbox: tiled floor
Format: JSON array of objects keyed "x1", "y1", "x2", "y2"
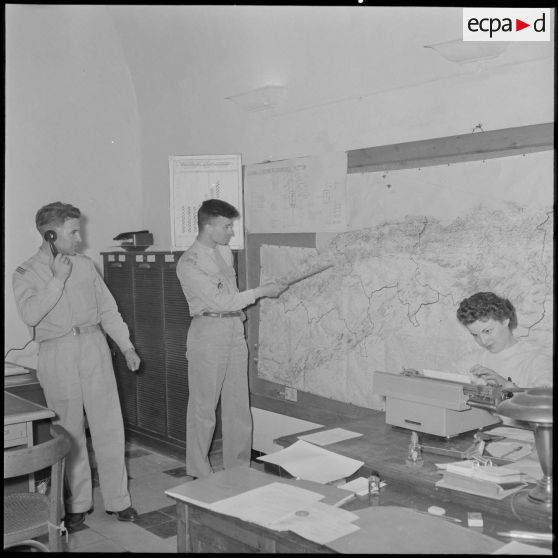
[{"x1": 22, "y1": 441, "x2": 228, "y2": 553}]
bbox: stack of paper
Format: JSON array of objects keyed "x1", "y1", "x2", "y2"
[
  {"x1": 205, "y1": 482, "x2": 362, "y2": 545},
  {"x1": 436, "y1": 460, "x2": 527, "y2": 499}
]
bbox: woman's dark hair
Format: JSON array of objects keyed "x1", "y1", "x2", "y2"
[{"x1": 456, "y1": 292, "x2": 517, "y2": 330}]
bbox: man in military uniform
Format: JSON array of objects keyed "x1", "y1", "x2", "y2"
[
  {"x1": 176, "y1": 199, "x2": 286, "y2": 478},
  {"x1": 13, "y1": 202, "x2": 141, "y2": 531}
]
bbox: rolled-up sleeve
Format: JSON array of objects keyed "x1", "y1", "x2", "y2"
[{"x1": 93, "y1": 266, "x2": 134, "y2": 354}]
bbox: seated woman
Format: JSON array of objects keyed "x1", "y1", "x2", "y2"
[{"x1": 453, "y1": 291, "x2": 552, "y2": 388}]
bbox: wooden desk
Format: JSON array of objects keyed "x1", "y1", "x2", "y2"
[
  {"x1": 274, "y1": 413, "x2": 553, "y2": 537},
  {"x1": 4, "y1": 391, "x2": 56, "y2": 491},
  {"x1": 166, "y1": 466, "x2": 506, "y2": 554}
]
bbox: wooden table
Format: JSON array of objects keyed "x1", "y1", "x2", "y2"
[
  {"x1": 4, "y1": 390, "x2": 56, "y2": 490},
  {"x1": 166, "y1": 466, "x2": 509, "y2": 554},
  {"x1": 274, "y1": 413, "x2": 553, "y2": 538}
]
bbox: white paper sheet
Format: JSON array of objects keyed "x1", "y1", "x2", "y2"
[
  {"x1": 487, "y1": 427, "x2": 535, "y2": 443},
  {"x1": 492, "y1": 541, "x2": 552, "y2": 554},
  {"x1": 208, "y1": 482, "x2": 324, "y2": 526},
  {"x1": 257, "y1": 440, "x2": 364, "y2": 484},
  {"x1": 486, "y1": 441, "x2": 533, "y2": 461},
  {"x1": 421, "y1": 368, "x2": 471, "y2": 383},
  {"x1": 298, "y1": 428, "x2": 363, "y2": 446},
  {"x1": 510, "y1": 455, "x2": 543, "y2": 482},
  {"x1": 337, "y1": 476, "x2": 387, "y2": 496},
  {"x1": 271, "y1": 501, "x2": 360, "y2": 544}
]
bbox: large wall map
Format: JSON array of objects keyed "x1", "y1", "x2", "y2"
[{"x1": 256, "y1": 149, "x2": 553, "y2": 410}]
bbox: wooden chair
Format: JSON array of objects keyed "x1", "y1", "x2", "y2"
[{"x1": 4, "y1": 425, "x2": 72, "y2": 552}]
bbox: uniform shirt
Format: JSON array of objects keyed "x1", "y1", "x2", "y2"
[
  {"x1": 176, "y1": 240, "x2": 257, "y2": 316},
  {"x1": 452, "y1": 338, "x2": 552, "y2": 388},
  {"x1": 13, "y1": 248, "x2": 133, "y2": 353}
]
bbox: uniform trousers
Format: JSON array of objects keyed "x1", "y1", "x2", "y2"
[
  {"x1": 185, "y1": 316, "x2": 252, "y2": 478},
  {"x1": 37, "y1": 330, "x2": 131, "y2": 513}
]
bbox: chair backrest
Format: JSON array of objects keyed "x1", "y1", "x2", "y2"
[{"x1": 4, "y1": 425, "x2": 71, "y2": 480}]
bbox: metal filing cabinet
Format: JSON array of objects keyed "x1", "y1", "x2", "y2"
[{"x1": 102, "y1": 251, "x2": 192, "y2": 452}]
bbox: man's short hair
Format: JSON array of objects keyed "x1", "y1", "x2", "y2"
[
  {"x1": 197, "y1": 199, "x2": 239, "y2": 230},
  {"x1": 456, "y1": 292, "x2": 518, "y2": 330},
  {"x1": 35, "y1": 202, "x2": 81, "y2": 234}
]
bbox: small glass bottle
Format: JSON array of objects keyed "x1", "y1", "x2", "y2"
[
  {"x1": 406, "y1": 431, "x2": 424, "y2": 467},
  {"x1": 368, "y1": 471, "x2": 381, "y2": 506}
]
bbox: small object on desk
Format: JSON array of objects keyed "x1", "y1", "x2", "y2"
[
  {"x1": 406, "y1": 431, "x2": 424, "y2": 467},
  {"x1": 468, "y1": 511, "x2": 483, "y2": 528},
  {"x1": 368, "y1": 472, "x2": 381, "y2": 493},
  {"x1": 428, "y1": 505, "x2": 446, "y2": 516},
  {"x1": 425, "y1": 506, "x2": 462, "y2": 523},
  {"x1": 497, "y1": 531, "x2": 553, "y2": 542}
]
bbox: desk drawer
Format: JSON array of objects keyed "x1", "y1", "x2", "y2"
[{"x1": 4, "y1": 422, "x2": 28, "y2": 445}]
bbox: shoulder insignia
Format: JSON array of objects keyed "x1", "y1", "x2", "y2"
[{"x1": 16, "y1": 266, "x2": 27, "y2": 275}]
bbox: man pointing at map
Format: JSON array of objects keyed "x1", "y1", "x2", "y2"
[{"x1": 176, "y1": 199, "x2": 287, "y2": 478}]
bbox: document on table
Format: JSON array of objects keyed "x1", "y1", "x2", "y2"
[
  {"x1": 486, "y1": 441, "x2": 532, "y2": 461},
  {"x1": 487, "y1": 426, "x2": 535, "y2": 443},
  {"x1": 208, "y1": 482, "x2": 325, "y2": 526},
  {"x1": 272, "y1": 501, "x2": 360, "y2": 544},
  {"x1": 257, "y1": 440, "x2": 364, "y2": 484},
  {"x1": 298, "y1": 428, "x2": 363, "y2": 446},
  {"x1": 492, "y1": 541, "x2": 552, "y2": 554}
]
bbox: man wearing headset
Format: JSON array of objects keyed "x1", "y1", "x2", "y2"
[{"x1": 12, "y1": 201, "x2": 141, "y2": 532}]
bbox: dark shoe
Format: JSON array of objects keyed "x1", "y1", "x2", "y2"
[
  {"x1": 64, "y1": 512, "x2": 86, "y2": 532},
  {"x1": 106, "y1": 506, "x2": 138, "y2": 522}
]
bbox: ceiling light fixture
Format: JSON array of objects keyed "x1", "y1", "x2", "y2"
[{"x1": 226, "y1": 85, "x2": 286, "y2": 112}]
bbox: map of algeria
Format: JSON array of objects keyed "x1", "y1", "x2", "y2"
[{"x1": 257, "y1": 203, "x2": 553, "y2": 409}]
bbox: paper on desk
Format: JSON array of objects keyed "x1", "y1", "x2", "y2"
[
  {"x1": 298, "y1": 428, "x2": 363, "y2": 446},
  {"x1": 421, "y1": 369, "x2": 472, "y2": 383},
  {"x1": 272, "y1": 501, "x2": 360, "y2": 544},
  {"x1": 492, "y1": 541, "x2": 552, "y2": 555},
  {"x1": 4, "y1": 363, "x2": 30, "y2": 376},
  {"x1": 510, "y1": 455, "x2": 543, "y2": 482},
  {"x1": 486, "y1": 427, "x2": 535, "y2": 443},
  {"x1": 257, "y1": 440, "x2": 364, "y2": 484},
  {"x1": 208, "y1": 482, "x2": 324, "y2": 526},
  {"x1": 486, "y1": 442, "x2": 532, "y2": 461},
  {"x1": 338, "y1": 476, "x2": 387, "y2": 496}
]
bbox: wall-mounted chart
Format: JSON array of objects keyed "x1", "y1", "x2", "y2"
[{"x1": 169, "y1": 154, "x2": 244, "y2": 250}]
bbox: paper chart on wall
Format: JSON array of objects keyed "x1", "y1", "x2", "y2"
[
  {"x1": 169, "y1": 154, "x2": 244, "y2": 250},
  {"x1": 244, "y1": 152, "x2": 347, "y2": 233}
]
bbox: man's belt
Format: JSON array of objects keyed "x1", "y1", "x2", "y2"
[
  {"x1": 199, "y1": 311, "x2": 242, "y2": 318},
  {"x1": 42, "y1": 324, "x2": 102, "y2": 343},
  {"x1": 68, "y1": 324, "x2": 102, "y2": 335}
]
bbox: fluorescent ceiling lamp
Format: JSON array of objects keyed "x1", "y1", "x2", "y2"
[
  {"x1": 425, "y1": 39, "x2": 508, "y2": 63},
  {"x1": 226, "y1": 85, "x2": 286, "y2": 112}
]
